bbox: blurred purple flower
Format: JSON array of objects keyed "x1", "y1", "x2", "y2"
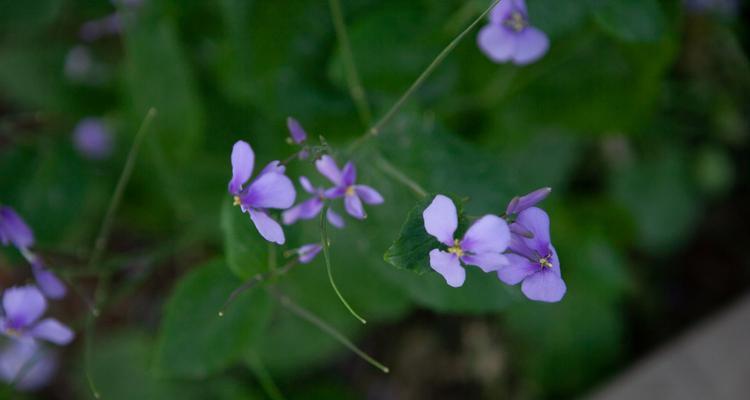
[
  {"x1": 228, "y1": 140, "x2": 296, "y2": 244},
  {"x1": 684, "y1": 0, "x2": 738, "y2": 15},
  {"x1": 73, "y1": 118, "x2": 114, "y2": 160},
  {"x1": 282, "y1": 176, "x2": 345, "y2": 228},
  {"x1": 498, "y1": 207, "x2": 566, "y2": 302},
  {"x1": 0, "y1": 207, "x2": 67, "y2": 299},
  {"x1": 79, "y1": 14, "x2": 122, "y2": 42},
  {"x1": 286, "y1": 117, "x2": 310, "y2": 159},
  {"x1": 296, "y1": 244, "x2": 323, "y2": 264},
  {"x1": 0, "y1": 286, "x2": 74, "y2": 345},
  {"x1": 423, "y1": 195, "x2": 510, "y2": 287},
  {"x1": 477, "y1": 0, "x2": 549, "y2": 65},
  {"x1": 316, "y1": 156, "x2": 383, "y2": 220},
  {"x1": 0, "y1": 207, "x2": 34, "y2": 249},
  {"x1": 64, "y1": 45, "x2": 94, "y2": 82},
  {"x1": 0, "y1": 340, "x2": 57, "y2": 391},
  {"x1": 506, "y1": 187, "x2": 551, "y2": 216}
]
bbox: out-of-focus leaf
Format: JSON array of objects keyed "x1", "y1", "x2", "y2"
[
  {"x1": 0, "y1": 0, "x2": 62, "y2": 32},
  {"x1": 594, "y1": 0, "x2": 665, "y2": 42},
  {"x1": 155, "y1": 259, "x2": 271, "y2": 378},
  {"x1": 0, "y1": 44, "x2": 67, "y2": 110},
  {"x1": 610, "y1": 145, "x2": 701, "y2": 253},
  {"x1": 528, "y1": 0, "x2": 590, "y2": 38},
  {"x1": 220, "y1": 200, "x2": 270, "y2": 279},
  {"x1": 124, "y1": 13, "x2": 205, "y2": 162},
  {"x1": 384, "y1": 194, "x2": 466, "y2": 275}
]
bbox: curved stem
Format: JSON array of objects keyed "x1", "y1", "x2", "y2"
[
  {"x1": 218, "y1": 259, "x2": 299, "y2": 317},
  {"x1": 328, "y1": 0, "x2": 372, "y2": 127},
  {"x1": 320, "y1": 206, "x2": 367, "y2": 324},
  {"x1": 268, "y1": 288, "x2": 388, "y2": 373},
  {"x1": 349, "y1": 0, "x2": 502, "y2": 151},
  {"x1": 375, "y1": 156, "x2": 428, "y2": 198}
]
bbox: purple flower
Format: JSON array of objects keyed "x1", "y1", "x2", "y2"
[
  {"x1": 79, "y1": 14, "x2": 123, "y2": 42},
  {"x1": 282, "y1": 176, "x2": 345, "y2": 228},
  {"x1": 0, "y1": 340, "x2": 57, "y2": 391},
  {"x1": 0, "y1": 286, "x2": 74, "y2": 346},
  {"x1": 73, "y1": 118, "x2": 114, "y2": 160},
  {"x1": 316, "y1": 156, "x2": 384, "y2": 220},
  {"x1": 477, "y1": 0, "x2": 549, "y2": 65},
  {"x1": 423, "y1": 195, "x2": 510, "y2": 288},
  {"x1": 498, "y1": 207, "x2": 566, "y2": 302},
  {"x1": 684, "y1": 0, "x2": 738, "y2": 15},
  {"x1": 0, "y1": 207, "x2": 34, "y2": 249},
  {"x1": 286, "y1": 117, "x2": 310, "y2": 159},
  {"x1": 228, "y1": 140, "x2": 296, "y2": 245},
  {"x1": 27, "y1": 256, "x2": 67, "y2": 300},
  {"x1": 64, "y1": 45, "x2": 94, "y2": 82},
  {"x1": 295, "y1": 244, "x2": 323, "y2": 264},
  {"x1": 506, "y1": 187, "x2": 551, "y2": 216}
]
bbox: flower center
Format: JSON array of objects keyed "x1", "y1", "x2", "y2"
[
  {"x1": 4, "y1": 327, "x2": 22, "y2": 337},
  {"x1": 447, "y1": 239, "x2": 464, "y2": 257},
  {"x1": 232, "y1": 196, "x2": 241, "y2": 206},
  {"x1": 345, "y1": 186, "x2": 356, "y2": 196},
  {"x1": 538, "y1": 254, "x2": 553, "y2": 269},
  {"x1": 504, "y1": 11, "x2": 528, "y2": 32}
]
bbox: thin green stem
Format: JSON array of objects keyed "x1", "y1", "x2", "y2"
[
  {"x1": 320, "y1": 206, "x2": 366, "y2": 324},
  {"x1": 219, "y1": 259, "x2": 300, "y2": 317},
  {"x1": 268, "y1": 288, "x2": 389, "y2": 374},
  {"x1": 87, "y1": 107, "x2": 158, "y2": 272},
  {"x1": 328, "y1": 0, "x2": 372, "y2": 128},
  {"x1": 246, "y1": 350, "x2": 286, "y2": 400},
  {"x1": 83, "y1": 108, "x2": 157, "y2": 400},
  {"x1": 349, "y1": 0, "x2": 502, "y2": 151},
  {"x1": 375, "y1": 156, "x2": 428, "y2": 198}
]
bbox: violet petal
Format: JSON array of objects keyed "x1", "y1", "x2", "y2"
[
  {"x1": 429, "y1": 249, "x2": 465, "y2": 288},
  {"x1": 315, "y1": 155, "x2": 343, "y2": 186},
  {"x1": 512, "y1": 26, "x2": 549, "y2": 65},
  {"x1": 460, "y1": 252, "x2": 509, "y2": 273},
  {"x1": 521, "y1": 269, "x2": 566, "y2": 303},
  {"x1": 228, "y1": 140, "x2": 255, "y2": 195},
  {"x1": 355, "y1": 185, "x2": 384, "y2": 205},
  {"x1": 2, "y1": 286, "x2": 46, "y2": 329},
  {"x1": 248, "y1": 209, "x2": 285, "y2": 245},
  {"x1": 344, "y1": 194, "x2": 365, "y2": 219},
  {"x1": 286, "y1": 117, "x2": 307, "y2": 144},
  {"x1": 422, "y1": 195, "x2": 458, "y2": 247},
  {"x1": 243, "y1": 172, "x2": 296, "y2": 210},
  {"x1": 30, "y1": 319, "x2": 74, "y2": 345},
  {"x1": 461, "y1": 215, "x2": 510, "y2": 254}
]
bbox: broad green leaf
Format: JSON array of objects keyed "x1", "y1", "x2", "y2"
[
  {"x1": 155, "y1": 259, "x2": 271, "y2": 378},
  {"x1": 594, "y1": 0, "x2": 665, "y2": 42},
  {"x1": 220, "y1": 200, "x2": 270, "y2": 279},
  {"x1": 124, "y1": 12, "x2": 205, "y2": 163},
  {"x1": 384, "y1": 194, "x2": 466, "y2": 274}
]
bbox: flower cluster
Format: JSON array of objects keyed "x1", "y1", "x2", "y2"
[
  {"x1": 0, "y1": 207, "x2": 74, "y2": 390},
  {"x1": 477, "y1": 0, "x2": 549, "y2": 65},
  {"x1": 424, "y1": 188, "x2": 566, "y2": 303},
  {"x1": 227, "y1": 118, "x2": 384, "y2": 262}
]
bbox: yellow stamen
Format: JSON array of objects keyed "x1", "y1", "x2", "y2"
[
  {"x1": 539, "y1": 256, "x2": 553, "y2": 269},
  {"x1": 233, "y1": 196, "x2": 241, "y2": 206},
  {"x1": 505, "y1": 12, "x2": 527, "y2": 32},
  {"x1": 447, "y1": 239, "x2": 464, "y2": 257},
  {"x1": 345, "y1": 186, "x2": 356, "y2": 196}
]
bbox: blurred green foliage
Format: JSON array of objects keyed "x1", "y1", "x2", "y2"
[{"x1": 0, "y1": 0, "x2": 748, "y2": 399}]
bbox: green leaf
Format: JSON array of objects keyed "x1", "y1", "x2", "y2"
[
  {"x1": 594, "y1": 0, "x2": 665, "y2": 42},
  {"x1": 155, "y1": 259, "x2": 271, "y2": 378},
  {"x1": 124, "y1": 12, "x2": 205, "y2": 163},
  {"x1": 384, "y1": 194, "x2": 464, "y2": 274},
  {"x1": 220, "y1": 200, "x2": 270, "y2": 279}
]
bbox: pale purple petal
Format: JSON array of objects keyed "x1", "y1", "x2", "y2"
[
  {"x1": 497, "y1": 253, "x2": 538, "y2": 284},
  {"x1": 521, "y1": 269, "x2": 566, "y2": 302},
  {"x1": 315, "y1": 155, "x2": 343, "y2": 186},
  {"x1": 422, "y1": 195, "x2": 458, "y2": 246},
  {"x1": 2, "y1": 286, "x2": 46, "y2": 329},
  {"x1": 31, "y1": 261, "x2": 66, "y2": 300},
  {"x1": 283, "y1": 198, "x2": 323, "y2": 225},
  {"x1": 478, "y1": 25, "x2": 516, "y2": 63},
  {"x1": 429, "y1": 249, "x2": 466, "y2": 288},
  {"x1": 355, "y1": 185, "x2": 384, "y2": 205},
  {"x1": 341, "y1": 162, "x2": 357, "y2": 186},
  {"x1": 506, "y1": 187, "x2": 551, "y2": 215},
  {"x1": 248, "y1": 209, "x2": 285, "y2": 245},
  {"x1": 460, "y1": 252, "x2": 509, "y2": 273},
  {"x1": 286, "y1": 117, "x2": 307, "y2": 144},
  {"x1": 242, "y1": 172, "x2": 296, "y2": 209},
  {"x1": 461, "y1": 215, "x2": 510, "y2": 254},
  {"x1": 324, "y1": 186, "x2": 347, "y2": 199},
  {"x1": 298, "y1": 244, "x2": 322, "y2": 264},
  {"x1": 514, "y1": 207, "x2": 551, "y2": 250},
  {"x1": 73, "y1": 118, "x2": 114, "y2": 160},
  {"x1": 0, "y1": 207, "x2": 34, "y2": 249},
  {"x1": 299, "y1": 176, "x2": 316, "y2": 194},
  {"x1": 259, "y1": 160, "x2": 285, "y2": 176},
  {"x1": 298, "y1": 149, "x2": 310, "y2": 160},
  {"x1": 30, "y1": 319, "x2": 74, "y2": 345},
  {"x1": 228, "y1": 140, "x2": 255, "y2": 195},
  {"x1": 344, "y1": 194, "x2": 365, "y2": 219},
  {"x1": 281, "y1": 204, "x2": 302, "y2": 225},
  {"x1": 489, "y1": 0, "x2": 521, "y2": 23},
  {"x1": 0, "y1": 340, "x2": 57, "y2": 391},
  {"x1": 326, "y1": 208, "x2": 345, "y2": 228},
  {"x1": 512, "y1": 27, "x2": 549, "y2": 65}
]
